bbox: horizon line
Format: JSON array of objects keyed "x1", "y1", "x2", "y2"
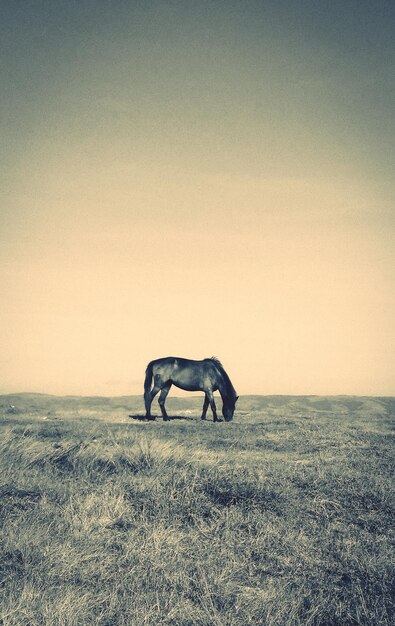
[{"x1": 1, "y1": 392, "x2": 394, "y2": 399}]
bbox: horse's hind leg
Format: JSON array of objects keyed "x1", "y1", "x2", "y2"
[
  {"x1": 201, "y1": 394, "x2": 209, "y2": 420},
  {"x1": 145, "y1": 386, "x2": 160, "y2": 420},
  {"x1": 158, "y1": 383, "x2": 172, "y2": 421}
]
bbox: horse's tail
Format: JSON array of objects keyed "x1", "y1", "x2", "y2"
[{"x1": 144, "y1": 361, "x2": 154, "y2": 394}]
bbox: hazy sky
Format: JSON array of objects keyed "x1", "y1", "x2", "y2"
[{"x1": 1, "y1": 0, "x2": 394, "y2": 396}]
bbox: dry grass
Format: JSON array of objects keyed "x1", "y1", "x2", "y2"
[{"x1": 0, "y1": 394, "x2": 394, "y2": 625}]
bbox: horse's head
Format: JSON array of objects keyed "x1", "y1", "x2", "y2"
[{"x1": 222, "y1": 395, "x2": 239, "y2": 422}]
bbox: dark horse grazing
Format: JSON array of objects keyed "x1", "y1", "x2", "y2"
[{"x1": 144, "y1": 357, "x2": 238, "y2": 422}]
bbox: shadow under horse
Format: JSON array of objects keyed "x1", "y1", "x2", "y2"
[
  {"x1": 128, "y1": 413, "x2": 192, "y2": 422},
  {"x1": 143, "y1": 356, "x2": 238, "y2": 422}
]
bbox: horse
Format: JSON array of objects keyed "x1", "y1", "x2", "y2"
[{"x1": 143, "y1": 356, "x2": 238, "y2": 422}]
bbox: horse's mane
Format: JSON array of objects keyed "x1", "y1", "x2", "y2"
[
  {"x1": 205, "y1": 356, "x2": 223, "y2": 368},
  {"x1": 204, "y1": 356, "x2": 237, "y2": 402}
]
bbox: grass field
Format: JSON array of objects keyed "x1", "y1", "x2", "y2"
[{"x1": 1, "y1": 393, "x2": 394, "y2": 626}]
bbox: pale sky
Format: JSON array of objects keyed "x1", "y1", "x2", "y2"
[{"x1": 1, "y1": 1, "x2": 394, "y2": 396}]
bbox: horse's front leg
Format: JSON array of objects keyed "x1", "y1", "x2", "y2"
[
  {"x1": 207, "y1": 390, "x2": 221, "y2": 422},
  {"x1": 201, "y1": 394, "x2": 209, "y2": 420}
]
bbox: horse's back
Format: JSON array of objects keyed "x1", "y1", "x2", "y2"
[
  {"x1": 150, "y1": 356, "x2": 206, "y2": 370},
  {"x1": 150, "y1": 357, "x2": 205, "y2": 375}
]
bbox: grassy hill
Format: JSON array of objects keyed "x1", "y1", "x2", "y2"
[{"x1": 1, "y1": 394, "x2": 394, "y2": 625}]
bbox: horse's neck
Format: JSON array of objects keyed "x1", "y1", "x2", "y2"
[{"x1": 217, "y1": 375, "x2": 229, "y2": 401}]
